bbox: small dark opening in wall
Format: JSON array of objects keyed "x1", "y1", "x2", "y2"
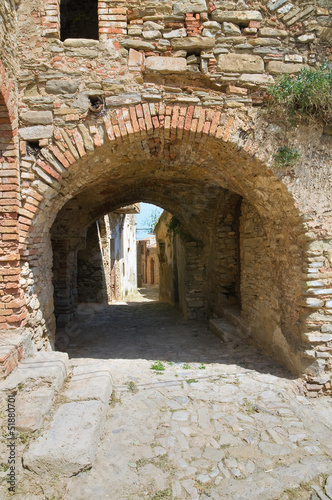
[
  {"x1": 26, "y1": 141, "x2": 41, "y2": 156},
  {"x1": 88, "y1": 95, "x2": 104, "y2": 113},
  {"x1": 60, "y1": 0, "x2": 98, "y2": 41}
]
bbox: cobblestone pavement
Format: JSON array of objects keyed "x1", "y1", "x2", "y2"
[
  {"x1": 63, "y1": 287, "x2": 332, "y2": 500},
  {"x1": 2, "y1": 287, "x2": 332, "y2": 499}
]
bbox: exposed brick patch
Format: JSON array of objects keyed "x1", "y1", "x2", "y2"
[
  {"x1": 0, "y1": 333, "x2": 25, "y2": 378},
  {"x1": 185, "y1": 13, "x2": 203, "y2": 37},
  {"x1": 0, "y1": 61, "x2": 27, "y2": 332}
]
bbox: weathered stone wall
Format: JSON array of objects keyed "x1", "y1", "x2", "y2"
[
  {"x1": 15, "y1": 102, "x2": 331, "y2": 380},
  {"x1": 0, "y1": 0, "x2": 331, "y2": 383},
  {"x1": 156, "y1": 212, "x2": 176, "y2": 304},
  {"x1": 14, "y1": 0, "x2": 332, "y2": 134},
  {"x1": 0, "y1": 0, "x2": 19, "y2": 77},
  {"x1": 0, "y1": 1, "x2": 24, "y2": 337},
  {"x1": 156, "y1": 211, "x2": 207, "y2": 319},
  {"x1": 206, "y1": 191, "x2": 242, "y2": 315},
  {"x1": 239, "y1": 200, "x2": 299, "y2": 372},
  {"x1": 77, "y1": 222, "x2": 107, "y2": 303}
]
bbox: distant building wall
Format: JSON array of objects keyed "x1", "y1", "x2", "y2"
[
  {"x1": 77, "y1": 211, "x2": 138, "y2": 303},
  {"x1": 137, "y1": 235, "x2": 159, "y2": 287}
]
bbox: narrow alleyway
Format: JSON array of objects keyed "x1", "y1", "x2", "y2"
[
  {"x1": 59, "y1": 287, "x2": 332, "y2": 500},
  {"x1": 2, "y1": 288, "x2": 331, "y2": 499}
]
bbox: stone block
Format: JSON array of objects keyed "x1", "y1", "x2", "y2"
[
  {"x1": 143, "y1": 30, "x2": 161, "y2": 40},
  {"x1": 305, "y1": 333, "x2": 332, "y2": 343},
  {"x1": 121, "y1": 39, "x2": 155, "y2": 51},
  {"x1": 143, "y1": 21, "x2": 163, "y2": 31},
  {"x1": 145, "y1": 56, "x2": 187, "y2": 74},
  {"x1": 203, "y1": 447, "x2": 225, "y2": 461},
  {"x1": 173, "y1": 0, "x2": 208, "y2": 15},
  {"x1": 171, "y1": 36, "x2": 215, "y2": 51},
  {"x1": 212, "y1": 10, "x2": 263, "y2": 24},
  {"x1": 63, "y1": 364, "x2": 113, "y2": 404},
  {"x1": 20, "y1": 111, "x2": 53, "y2": 125},
  {"x1": 259, "y1": 442, "x2": 290, "y2": 456},
  {"x1": 297, "y1": 34, "x2": 316, "y2": 43},
  {"x1": 285, "y1": 54, "x2": 303, "y2": 63},
  {"x1": 267, "y1": 0, "x2": 288, "y2": 12},
  {"x1": 238, "y1": 74, "x2": 275, "y2": 87},
  {"x1": 16, "y1": 410, "x2": 43, "y2": 432},
  {"x1": 128, "y1": 49, "x2": 144, "y2": 68},
  {"x1": 222, "y1": 22, "x2": 241, "y2": 35},
  {"x1": 105, "y1": 93, "x2": 142, "y2": 107},
  {"x1": 265, "y1": 61, "x2": 305, "y2": 74},
  {"x1": 0, "y1": 351, "x2": 69, "y2": 392},
  {"x1": 63, "y1": 39, "x2": 99, "y2": 48},
  {"x1": 46, "y1": 79, "x2": 80, "y2": 95},
  {"x1": 248, "y1": 38, "x2": 282, "y2": 47},
  {"x1": 16, "y1": 386, "x2": 55, "y2": 431},
  {"x1": 19, "y1": 125, "x2": 54, "y2": 141},
  {"x1": 209, "y1": 318, "x2": 238, "y2": 342},
  {"x1": 163, "y1": 28, "x2": 187, "y2": 39},
  {"x1": 258, "y1": 27, "x2": 288, "y2": 38},
  {"x1": 23, "y1": 401, "x2": 106, "y2": 476},
  {"x1": 217, "y1": 54, "x2": 264, "y2": 73},
  {"x1": 305, "y1": 298, "x2": 324, "y2": 308}
]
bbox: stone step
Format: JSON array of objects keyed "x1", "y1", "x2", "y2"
[
  {"x1": 209, "y1": 318, "x2": 239, "y2": 342},
  {"x1": 0, "y1": 331, "x2": 35, "y2": 379},
  {"x1": 63, "y1": 363, "x2": 113, "y2": 404},
  {"x1": 16, "y1": 384, "x2": 55, "y2": 432},
  {"x1": 222, "y1": 306, "x2": 243, "y2": 330},
  {"x1": 0, "y1": 350, "x2": 69, "y2": 433},
  {"x1": 23, "y1": 362, "x2": 112, "y2": 476},
  {"x1": 23, "y1": 400, "x2": 106, "y2": 477},
  {"x1": 0, "y1": 350, "x2": 69, "y2": 392}
]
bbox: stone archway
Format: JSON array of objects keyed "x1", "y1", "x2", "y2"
[{"x1": 15, "y1": 102, "x2": 320, "y2": 378}]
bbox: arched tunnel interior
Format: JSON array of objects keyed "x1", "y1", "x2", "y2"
[
  {"x1": 51, "y1": 183, "x2": 243, "y2": 328},
  {"x1": 29, "y1": 129, "x2": 307, "y2": 374}
]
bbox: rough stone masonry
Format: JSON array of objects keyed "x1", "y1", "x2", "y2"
[{"x1": 0, "y1": 0, "x2": 331, "y2": 391}]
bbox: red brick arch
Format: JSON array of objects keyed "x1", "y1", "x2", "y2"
[
  {"x1": 15, "y1": 101, "x2": 317, "y2": 377},
  {"x1": 19, "y1": 102, "x2": 296, "y2": 243}
]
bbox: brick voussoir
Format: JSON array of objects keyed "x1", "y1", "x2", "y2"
[
  {"x1": 36, "y1": 159, "x2": 62, "y2": 181},
  {"x1": 71, "y1": 129, "x2": 86, "y2": 158}
]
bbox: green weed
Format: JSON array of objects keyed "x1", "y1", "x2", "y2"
[
  {"x1": 152, "y1": 489, "x2": 172, "y2": 500},
  {"x1": 267, "y1": 65, "x2": 332, "y2": 123},
  {"x1": 274, "y1": 146, "x2": 300, "y2": 168},
  {"x1": 125, "y1": 381, "x2": 138, "y2": 393},
  {"x1": 151, "y1": 361, "x2": 165, "y2": 372}
]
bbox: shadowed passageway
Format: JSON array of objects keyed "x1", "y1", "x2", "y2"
[{"x1": 65, "y1": 286, "x2": 290, "y2": 379}]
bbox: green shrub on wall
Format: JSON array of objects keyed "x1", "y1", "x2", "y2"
[
  {"x1": 267, "y1": 65, "x2": 332, "y2": 123},
  {"x1": 167, "y1": 216, "x2": 180, "y2": 238},
  {"x1": 274, "y1": 146, "x2": 300, "y2": 169}
]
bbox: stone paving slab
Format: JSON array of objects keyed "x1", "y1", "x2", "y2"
[
  {"x1": 23, "y1": 400, "x2": 106, "y2": 477},
  {"x1": 16, "y1": 385, "x2": 55, "y2": 432},
  {"x1": 63, "y1": 363, "x2": 113, "y2": 404}
]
